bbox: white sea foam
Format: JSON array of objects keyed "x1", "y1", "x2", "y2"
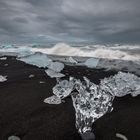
[
  {"x1": 0, "y1": 43, "x2": 140, "y2": 62},
  {"x1": 39, "y1": 43, "x2": 140, "y2": 61}
]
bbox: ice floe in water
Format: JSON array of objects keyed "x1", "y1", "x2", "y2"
[
  {"x1": 0, "y1": 75, "x2": 7, "y2": 82},
  {"x1": 84, "y1": 58, "x2": 99, "y2": 68},
  {"x1": 44, "y1": 72, "x2": 140, "y2": 135}
]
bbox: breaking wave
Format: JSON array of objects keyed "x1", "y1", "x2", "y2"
[{"x1": 0, "y1": 43, "x2": 140, "y2": 61}]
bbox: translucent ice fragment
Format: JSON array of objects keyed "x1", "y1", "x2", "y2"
[
  {"x1": 0, "y1": 75, "x2": 7, "y2": 82},
  {"x1": 19, "y1": 53, "x2": 52, "y2": 68},
  {"x1": 69, "y1": 57, "x2": 78, "y2": 64},
  {"x1": 17, "y1": 47, "x2": 34, "y2": 57},
  {"x1": 47, "y1": 62, "x2": 64, "y2": 72},
  {"x1": 39, "y1": 81, "x2": 45, "y2": 84},
  {"x1": 84, "y1": 58, "x2": 99, "y2": 68},
  {"x1": 116, "y1": 133, "x2": 128, "y2": 140},
  {"x1": 8, "y1": 135, "x2": 20, "y2": 140},
  {"x1": 53, "y1": 78, "x2": 75, "y2": 99},
  {"x1": 100, "y1": 72, "x2": 140, "y2": 97},
  {"x1": 44, "y1": 95, "x2": 62, "y2": 104},
  {"x1": 0, "y1": 57, "x2": 7, "y2": 60},
  {"x1": 29, "y1": 74, "x2": 34, "y2": 78},
  {"x1": 45, "y1": 69, "x2": 65, "y2": 78},
  {"x1": 4, "y1": 64, "x2": 8, "y2": 66}
]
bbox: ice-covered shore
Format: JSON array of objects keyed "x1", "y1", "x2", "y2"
[{"x1": 0, "y1": 43, "x2": 140, "y2": 139}]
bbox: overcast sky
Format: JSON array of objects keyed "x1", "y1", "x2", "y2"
[{"x1": 0, "y1": 0, "x2": 140, "y2": 44}]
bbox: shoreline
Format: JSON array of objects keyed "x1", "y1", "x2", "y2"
[{"x1": 0, "y1": 56, "x2": 140, "y2": 140}]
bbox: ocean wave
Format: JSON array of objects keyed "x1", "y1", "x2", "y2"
[{"x1": 0, "y1": 43, "x2": 140, "y2": 61}]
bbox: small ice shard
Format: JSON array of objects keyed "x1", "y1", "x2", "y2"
[
  {"x1": 8, "y1": 135, "x2": 20, "y2": 140},
  {"x1": 19, "y1": 53, "x2": 52, "y2": 68},
  {"x1": 29, "y1": 74, "x2": 35, "y2": 78},
  {"x1": 4, "y1": 64, "x2": 8, "y2": 66},
  {"x1": 69, "y1": 57, "x2": 78, "y2": 64},
  {"x1": 53, "y1": 78, "x2": 75, "y2": 99},
  {"x1": 0, "y1": 75, "x2": 7, "y2": 82},
  {"x1": 47, "y1": 62, "x2": 64, "y2": 72},
  {"x1": 45, "y1": 69, "x2": 65, "y2": 78},
  {"x1": 39, "y1": 81, "x2": 45, "y2": 84},
  {"x1": 84, "y1": 58, "x2": 99, "y2": 68},
  {"x1": 44, "y1": 95, "x2": 62, "y2": 104},
  {"x1": 116, "y1": 133, "x2": 128, "y2": 140},
  {"x1": 0, "y1": 57, "x2": 7, "y2": 60}
]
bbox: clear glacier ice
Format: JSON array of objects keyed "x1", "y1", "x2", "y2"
[
  {"x1": 47, "y1": 62, "x2": 64, "y2": 72},
  {"x1": 69, "y1": 57, "x2": 78, "y2": 64},
  {"x1": 44, "y1": 95, "x2": 62, "y2": 104},
  {"x1": 84, "y1": 58, "x2": 99, "y2": 68},
  {"x1": 19, "y1": 53, "x2": 65, "y2": 78},
  {"x1": 0, "y1": 75, "x2": 7, "y2": 82},
  {"x1": 19, "y1": 53, "x2": 52, "y2": 68},
  {"x1": 45, "y1": 69, "x2": 65, "y2": 78},
  {"x1": 0, "y1": 57, "x2": 7, "y2": 60},
  {"x1": 44, "y1": 72, "x2": 140, "y2": 135}
]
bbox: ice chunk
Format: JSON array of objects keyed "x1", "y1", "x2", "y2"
[
  {"x1": 52, "y1": 78, "x2": 75, "y2": 98},
  {"x1": 8, "y1": 135, "x2": 20, "y2": 140},
  {"x1": 4, "y1": 64, "x2": 8, "y2": 66},
  {"x1": 17, "y1": 47, "x2": 34, "y2": 57},
  {"x1": 116, "y1": 133, "x2": 128, "y2": 140},
  {"x1": 19, "y1": 53, "x2": 52, "y2": 68},
  {"x1": 29, "y1": 74, "x2": 35, "y2": 78},
  {"x1": 100, "y1": 72, "x2": 140, "y2": 97},
  {"x1": 0, "y1": 57, "x2": 7, "y2": 60},
  {"x1": 39, "y1": 81, "x2": 45, "y2": 84},
  {"x1": 44, "y1": 95, "x2": 62, "y2": 104},
  {"x1": 44, "y1": 72, "x2": 140, "y2": 135},
  {"x1": 0, "y1": 75, "x2": 7, "y2": 82},
  {"x1": 45, "y1": 69, "x2": 65, "y2": 78},
  {"x1": 49, "y1": 76, "x2": 114, "y2": 133},
  {"x1": 71, "y1": 80, "x2": 114, "y2": 133},
  {"x1": 69, "y1": 57, "x2": 78, "y2": 64},
  {"x1": 84, "y1": 58, "x2": 99, "y2": 68},
  {"x1": 47, "y1": 62, "x2": 64, "y2": 72}
]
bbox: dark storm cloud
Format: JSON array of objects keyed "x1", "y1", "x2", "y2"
[{"x1": 0, "y1": 0, "x2": 140, "y2": 44}]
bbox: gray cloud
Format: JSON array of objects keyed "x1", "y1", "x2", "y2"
[{"x1": 0, "y1": 0, "x2": 140, "y2": 44}]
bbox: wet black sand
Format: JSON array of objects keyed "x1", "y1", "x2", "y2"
[{"x1": 0, "y1": 56, "x2": 140, "y2": 140}]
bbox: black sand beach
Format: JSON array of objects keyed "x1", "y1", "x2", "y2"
[{"x1": 0, "y1": 56, "x2": 140, "y2": 140}]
